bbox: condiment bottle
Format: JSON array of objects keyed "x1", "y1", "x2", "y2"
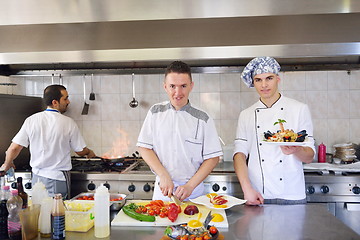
[
  {"x1": 6, "y1": 189, "x2": 23, "y2": 240},
  {"x1": 94, "y1": 185, "x2": 110, "y2": 238},
  {"x1": 39, "y1": 197, "x2": 52, "y2": 238},
  {"x1": 51, "y1": 194, "x2": 65, "y2": 240},
  {"x1": 16, "y1": 177, "x2": 28, "y2": 209},
  {"x1": 0, "y1": 199, "x2": 9, "y2": 240},
  {"x1": 32, "y1": 181, "x2": 48, "y2": 205},
  {"x1": 318, "y1": 143, "x2": 326, "y2": 163}
]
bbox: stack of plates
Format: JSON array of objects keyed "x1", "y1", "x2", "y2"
[{"x1": 333, "y1": 143, "x2": 357, "y2": 162}]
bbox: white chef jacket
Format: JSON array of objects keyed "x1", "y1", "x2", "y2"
[
  {"x1": 12, "y1": 109, "x2": 86, "y2": 181},
  {"x1": 137, "y1": 101, "x2": 222, "y2": 200},
  {"x1": 234, "y1": 95, "x2": 315, "y2": 200}
]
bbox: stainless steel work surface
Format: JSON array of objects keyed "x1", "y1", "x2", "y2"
[{"x1": 36, "y1": 204, "x2": 359, "y2": 240}]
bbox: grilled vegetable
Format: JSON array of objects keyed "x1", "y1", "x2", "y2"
[{"x1": 123, "y1": 203, "x2": 156, "y2": 222}]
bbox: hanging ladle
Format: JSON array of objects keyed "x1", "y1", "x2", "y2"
[{"x1": 129, "y1": 73, "x2": 138, "y2": 108}]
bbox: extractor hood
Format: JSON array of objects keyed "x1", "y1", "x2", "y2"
[{"x1": 1, "y1": 0, "x2": 360, "y2": 75}]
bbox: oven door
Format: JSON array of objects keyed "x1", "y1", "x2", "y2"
[{"x1": 334, "y1": 202, "x2": 360, "y2": 235}]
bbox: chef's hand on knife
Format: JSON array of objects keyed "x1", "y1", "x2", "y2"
[
  {"x1": 173, "y1": 184, "x2": 193, "y2": 202},
  {"x1": 159, "y1": 174, "x2": 175, "y2": 198}
]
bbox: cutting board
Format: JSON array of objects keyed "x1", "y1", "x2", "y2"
[{"x1": 111, "y1": 200, "x2": 228, "y2": 228}]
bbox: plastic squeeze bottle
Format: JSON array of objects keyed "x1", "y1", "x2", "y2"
[
  {"x1": 6, "y1": 189, "x2": 23, "y2": 240},
  {"x1": 51, "y1": 194, "x2": 65, "y2": 240},
  {"x1": 318, "y1": 143, "x2": 326, "y2": 163},
  {"x1": 32, "y1": 181, "x2": 48, "y2": 205},
  {"x1": 94, "y1": 185, "x2": 110, "y2": 238},
  {"x1": 39, "y1": 197, "x2": 52, "y2": 238}
]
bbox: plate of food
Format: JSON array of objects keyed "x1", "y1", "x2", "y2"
[
  {"x1": 263, "y1": 119, "x2": 309, "y2": 145},
  {"x1": 190, "y1": 193, "x2": 246, "y2": 210}
]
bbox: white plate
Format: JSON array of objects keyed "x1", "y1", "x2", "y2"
[
  {"x1": 190, "y1": 195, "x2": 247, "y2": 210},
  {"x1": 262, "y1": 141, "x2": 306, "y2": 146}
]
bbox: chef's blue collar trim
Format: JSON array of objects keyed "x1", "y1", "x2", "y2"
[
  {"x1": 45, "y1": 108, "x2": 60, "y2": 113},
  {"x1": 259, "y1": 93, "x2": 282, "y2": 108}
]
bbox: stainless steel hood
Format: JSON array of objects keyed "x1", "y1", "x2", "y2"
[{"x1": 1, "y1": 0, "x2": 360, "y2": 75}]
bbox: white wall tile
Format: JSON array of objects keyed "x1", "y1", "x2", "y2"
[
  {"x1": 327, "y1": 119, "x2": 350, "y2": 148},
  {"x1": 327, "y1": 71, "x2": 350, "y2": 90},
  {"x1": 220, "y1": 92, "x2": 241, "y2": 120},
  {"x1": 282, "y1": 72, "x2": 306, "y2": 91},
  {"x1": 101, "y1": 94, "x2": 121, "y2": 120},
  {"x1": 199, "y1": 74, "x2": 220, "y2": 93},
  {"x1": 220, "y1": 73, "x2": 241, "y2": 92},
  {"x1": 327, "y1": 91, "x2": 350, "y2": 118},
  {"x1": 100, "y1": 75, "x2": 120, "y2": 94},
  {"x1": 349, "y1": 70, "x2": 360, "y2": 90},
  {"x1": 141, "y1": 74, "x2": 160, "y2": 94},
  {"x1": 219, "y1": 119, "x2": 238, "y2": 145},
  {"x1": 200, "y1": 93, "x2": 220, "y2": 119},
  {"x1": 305, "y1": 71, "x2": 328, "y2": 90},
  {"x1": 82, "y1": 120, "x2": 102, "y2": 148},
  {"x1": 349, "y1": 119, "x2": 360, "y2": 144},
  {"x1": 240, "y1": 91, "x2": 259, "y2": 111},
  {"x1": 191, "y1": 74, "x2": 200, "y2": 93},
  {"x1": 312, "y1": 119, "x2": 328, "y2": 148},
  {"x1": 305, "y1": 91, "x2": 328, "y2": 119}
]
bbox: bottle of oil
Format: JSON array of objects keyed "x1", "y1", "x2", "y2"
[
  {"x1": 16, "y1": 177, "x2": 28, "y2": 209},
  {"x1": 51, "y1": 194, "x2": 65, "y2": 240}
]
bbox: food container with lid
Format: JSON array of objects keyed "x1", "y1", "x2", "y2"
[{"x1": 64, "y1": 200, "x2": 95, "y2": 232}]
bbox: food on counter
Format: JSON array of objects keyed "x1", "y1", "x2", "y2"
[
  {"x1": 75, "y1": 194, "x2": 124, "y2": 201},
  {"x1": 211, "y1": 214, "x2": 224, "y2": 223},
  {"x1": 184, "y1": 205, "x2": 199, "y2": 215},
  {"x1": 123, "y1": 203, "x2": 156, "y2": 222},
  {"x1": 263, "y1": 119, "x2": 308, "y2": 142},
  {"x1": 208, "y1": 194, "x2": 228, "y2": 206},
  {"x1": 123, "y1": 200, "x2": 181, "y2": 222},
  {"x1": 164, "y1": 223, "x2": 218, "y2": 240}
]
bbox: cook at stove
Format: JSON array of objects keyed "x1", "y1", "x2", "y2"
[
  {"x1": 137, "y1": 61, "x2": 223, "y2": 202},
  {"x1": 1, "y1": 85, "x2": 96, "y2": 199},
  {"x1": 233, "y1": 57, "x2": 315, "y2": 205}
]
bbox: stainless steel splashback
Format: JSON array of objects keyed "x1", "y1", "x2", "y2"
[{"x1": 0, "y1": 94, "x2": 44, "y2": 170}]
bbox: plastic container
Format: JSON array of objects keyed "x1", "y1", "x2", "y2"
[
  {"x1": 51, "y1": 193, "x2": 65, "y2": 240},
  {"x1": 7, "y1": 189, "x2": 23, "y2": 240},
  {"x1": 1, "y1": 185, "x2": 12, "y2": 200},
  {"x1": 0, "y1": 199, "x2": 9, "y2": 239},
  {"x1": 39, "y1": 197, "x2": 52, "y2": 238},
  {"x1": 94, "y1": 185, "x2": 110, "y2": 238},
  {"x1": 19, "y1": 204, "x2": 40, "y2": 240},
  {"x1": 31, "y1": 181, "x2": 48, "y2": 205},
  {"x1": 64, "y1": 200, "x2": 94, "y2": 232},
  {"x1": 318, "y1": 143, "x2": 326, "y2": 163}
]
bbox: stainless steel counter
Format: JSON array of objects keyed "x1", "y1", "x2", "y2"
[{"x1": 36, "y1": 204, "x2": 359, "y2": 240}]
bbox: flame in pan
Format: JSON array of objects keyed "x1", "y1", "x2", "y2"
[{"x1": 102, "y1": 128, "x2": 130, "y2": 159}]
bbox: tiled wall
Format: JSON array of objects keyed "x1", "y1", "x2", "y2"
[{"x1": 3, "y1": 69, "x2": 360, "y2": 160}]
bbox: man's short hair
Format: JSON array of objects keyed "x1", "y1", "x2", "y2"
[
  {"x1": 43, "y1": 85, "x2": 66, "y2": 106},
  {"x1": 165, "y1": 61, "x2": 192, "y2": 82}
]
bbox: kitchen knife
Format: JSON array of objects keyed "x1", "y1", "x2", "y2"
[{"x1": 171, "y1": 195, "x2": 182, "y2": 205}]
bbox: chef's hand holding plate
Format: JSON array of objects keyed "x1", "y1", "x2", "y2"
[{"x1": 280, "y1": 145, "x2": 302, "y2": 155}]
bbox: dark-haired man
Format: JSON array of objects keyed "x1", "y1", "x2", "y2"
[
  {"x1": 233, "y1": 57, "x2": 315, "y2": 205},
  {"x1": 1, "y1": 85, "x2": 95, "y2": 198},
  {"x1": 137, "y1": 61, "x2": 222, "y2": 201}
]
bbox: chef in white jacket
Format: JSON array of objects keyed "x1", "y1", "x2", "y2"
[
  {"x1": 137, "y1": 61, "x2": 222, "y2": 201},
  {"x1": 233, "y1": 57, "x2": 315, "y2": 205}
]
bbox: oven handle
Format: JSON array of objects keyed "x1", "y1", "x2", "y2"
[{"x1": 345, "y1": 203, "x2": 360, "y2": 211}]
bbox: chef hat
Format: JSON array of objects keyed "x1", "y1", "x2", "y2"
[{"x1": 241, "y1": 56, "x2": 281, "y2": 88}]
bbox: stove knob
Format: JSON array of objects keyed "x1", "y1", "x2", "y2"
[
  {"x1": 11, "y1": 182, "x2": 17, "y2": 189},
  {"x1": 307, "y1": 186, "x2": 315, "y2": 194},
  {"x1": 87, "y1": 182, "x2": 96, "y2": 191},
  {"x1": 24, "y1": 182, "x2": 32, "y2": 189},
  {"x1": 103, "y1": 182, "x2": 110, "y2": 190},
  {"x1": 320, "y1": 185, "x2": 329, "y2": 194},
  {"x1": 143, "y1": 183, "x2": 151, "y2": 192},
  {"x1": 352, "y1": 186, "x2": 360, "y2": 194},
  {"x1": 212, "y1": 183, "x2": 220, "y2": 192},
  {"x1": 128, "y1": 184, "x2": 136, "y2": 192}
]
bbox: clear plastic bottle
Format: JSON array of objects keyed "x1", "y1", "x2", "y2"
[
  {"x1": 94, "y1": 185, "x2": 110, "y2": 238},
  {"x1": 6, "y1": 190, "x2": 23, "y2": 240},
  {"x1": 16, "y1": 177, "x2": 28, "y2": 209},
  {"x1": 51, "y1": 193, "x2": 65, "y2": 240},
  {"x1": 31, "y1": 181, "x2": 48, "y2": 206},
  {"x1": 39, "y1": 197, "x2": 52, "y2": 238},
  {"x1": 0, "y1": 199, "x2": 9, "y2": 240},
  {"x1": 1, "y1": 186, "x2": 11, "y2": 201}
]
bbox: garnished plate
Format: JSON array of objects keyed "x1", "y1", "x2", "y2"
[
  {"x1": 190, "y1": 195, "x2": 246, "y2": 210},
  {"x1": 262, "y1": 141, "x2": 307, "y2": 146}
]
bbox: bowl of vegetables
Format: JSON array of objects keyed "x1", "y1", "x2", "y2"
[{"x1": 71, "y1": 192, "x2": 127, "y2": 211}]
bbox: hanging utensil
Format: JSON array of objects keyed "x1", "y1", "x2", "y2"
[
  {"x1": 89, "y1": 73, "x2": 95, "y2": 101},
  {"x1": 129, "y1": 73, "x2": 138, "y2": 108},
  {"x1": 81, "y1": 75, "x2": 90, "y2": 115}
]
